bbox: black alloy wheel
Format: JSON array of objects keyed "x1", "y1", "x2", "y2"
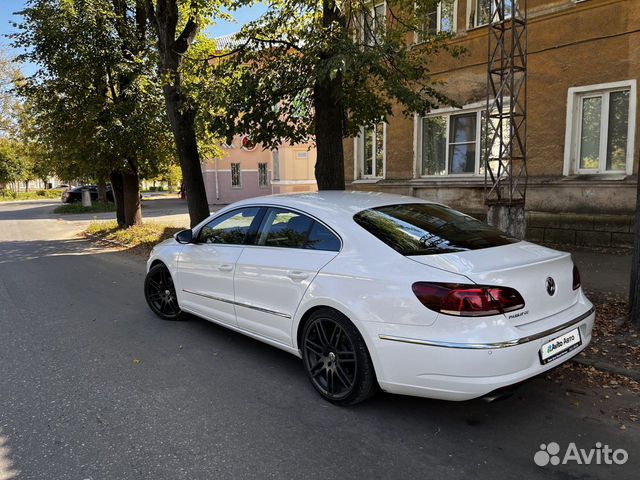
[
  {"x1": 302, "y1": 308, "x2": 377, "y2": 405},
  {"x1": 144, "y1": 264, "x2": 184, "y2": 320}
]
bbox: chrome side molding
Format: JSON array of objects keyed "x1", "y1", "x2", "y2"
[
  {"x1": 378, "y1": 307, "x2": 595, "y2": 350},
  {"x1": 182, "y1": 289, "x2": 292, "y2": 319}
]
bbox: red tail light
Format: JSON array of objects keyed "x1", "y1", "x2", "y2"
[
  {"x1": 412, "y1": 282, "x2": 525, "y2": 317},
  {"x1": 572, "y1": 265, "x2": 581, "y2": 290}
]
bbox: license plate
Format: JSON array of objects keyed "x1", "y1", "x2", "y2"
[{"x1": 539, "y1": 328, "x2": 582, "y2": 364}]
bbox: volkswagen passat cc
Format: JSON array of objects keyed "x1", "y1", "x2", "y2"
[{"x1": 144, "y1": 191, "x2": 594, "y2": 405}]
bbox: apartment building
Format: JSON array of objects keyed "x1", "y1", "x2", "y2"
[
  {"x1": 345, "y1": 0, "x2": 638, "y2": 247},
  {"x1": 202, "y1": 136, "x2": 317, "y2": 204}
]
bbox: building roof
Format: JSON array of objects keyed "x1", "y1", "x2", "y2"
[{"x1": 215, "y1": 33, "x2": 244, "y2": 51}]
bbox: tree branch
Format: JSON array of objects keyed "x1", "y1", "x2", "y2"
[{"x1": 173, "y1": 17, "x2": 198, "y2": 55}]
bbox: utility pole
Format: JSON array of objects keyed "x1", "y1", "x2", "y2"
[{"x1": 484, "y1": 0, "x2": 528, "y2": 238}]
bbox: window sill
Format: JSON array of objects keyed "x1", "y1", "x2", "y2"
[
  {"x1": 352, "y1": 178, "x2": 383, "y2": 184},
  {"x1": 562, "y1": 173, "x2": 629, "y2": 181},
  {"x1": 465, "y1": 23, "x2": 488, "y2": 32},
  {"x1": 411, "y1": 175, "x2": 484, "y2": 182}
]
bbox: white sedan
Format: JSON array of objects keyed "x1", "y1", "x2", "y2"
[{"x1": 144, "y1": 191, "x2": 595, "y2": 405}]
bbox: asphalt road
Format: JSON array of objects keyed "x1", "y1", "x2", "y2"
[{"x1": 0, "y1": 200, "x2": 638, "y2": 479}]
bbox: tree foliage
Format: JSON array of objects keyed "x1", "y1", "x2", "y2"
[
  {"x1": 197, "y1": 0, "x2": 463, "y2": 188},
  {"x1": 13, "y1": 0, "x2": 176, "y2": 225},
  {"x1": 0, "y1": 139, "x2": 26, "y2": 188},
  {"x1": 0, "y1": 50, "x2": 22, "y2": 136}
]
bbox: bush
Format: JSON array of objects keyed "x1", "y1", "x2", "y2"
[
  {"x1": 0, "y1": 189, "x2": 61, "y2": 201},
  {"x1": 0, "y1": 190, "x2": 17, "y2": 199}
]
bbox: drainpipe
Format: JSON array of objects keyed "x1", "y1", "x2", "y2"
[{"x1": 214, "y1": 156, "x2": 220, "y2": 202}]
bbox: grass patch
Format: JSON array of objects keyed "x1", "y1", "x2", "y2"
[
  {"x1": 86, "y1": 220, "x2": 183, "y2": 253},
  {"x1": 0, "y1": 189, "x2": 63, "y2": 201},
  {"x1": 54, "y1": 202, "x2": 116, "y2": 214}
]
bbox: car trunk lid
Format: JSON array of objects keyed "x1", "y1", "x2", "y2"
[{"x1": 409, "y1": 242, "x2": 579, "y2": 325}]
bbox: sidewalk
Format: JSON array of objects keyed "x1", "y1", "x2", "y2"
[
  {"x1": 569, "y1": 248, "x2": 631, "y2": 296},
  {"x1": 560, "y1": 247, "x2": 639, "y2": 386}
]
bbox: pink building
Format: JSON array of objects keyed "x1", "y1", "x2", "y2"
[{"x1": 202, "y1": 135, "x2": 317, "y2": 205}]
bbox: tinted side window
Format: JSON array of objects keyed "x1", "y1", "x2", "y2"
[
  {"x1": 305, "y1": 221, "x2": 340, "y2": 252},
  {"x1": 258, "y1": 208, "x2": 313, "y2": 248},
  {"x1": 198, "y1": 207, "x2": 261, "y2": 245},
  {"x1": 353, "y1": 203, "x2": 518, "y2": 256}
]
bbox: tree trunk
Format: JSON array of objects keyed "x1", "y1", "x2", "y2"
[
  {"x1": 313, "y1": 77, "x2": 346, "y2": 190},
  {"x1": 150, "y1": 0, "x2": 210, "y2": 228},
  {"x1": 110, "y1": 171, "x2": 126, "y2": 227},
  {"x1": 629, "y1": 173, "x2": 640, "y2": 328},
  {"x1": 122, "y1": 171, "x2": 142, "y2": 227},
  {"x1": 313, "y1": 0, "x2": 346, "y2": 191},
  {"x1": 97, "y1": 177, "x2": 107, "y2": 203},
  {"x1": 163, "y1": 90, "x2": 210, "y2": 227}
]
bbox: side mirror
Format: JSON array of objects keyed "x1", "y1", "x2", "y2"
[{"x1": 175, "y1": 229, "x2": 194, "y2": 244}]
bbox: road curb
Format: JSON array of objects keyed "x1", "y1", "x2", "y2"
[{"x1": 572, "y1": 357, "x2": 640, "y2": 381}]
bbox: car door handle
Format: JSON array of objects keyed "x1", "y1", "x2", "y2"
[
  {"x1": 288, "y1": 271, "x2": 308, "y2": 280},
  {"x1": 218, "y1": 264, "x2": 234, "y2": 272}
]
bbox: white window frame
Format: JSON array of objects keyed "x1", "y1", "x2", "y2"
[
  {"x1": 468, "y1": 0, "x2": 515, "y2": 29},
  {"x1": 231, "y1": 162, "x2": 242, "y2": 189},
  {"x1": 415, "y1": 1, "x2": 458, "y2": 43},
  {"x1": 354, "y1": 123, "x2": 387, "y2": 180},
  {"x1": 360, "y1": 1, "x2": 387, "y2": 46},
  {"x1": 414, "y1": 102, "x2": 485, "y2": 178},
  {"x1": 469, "y1": 0, "x2": 490, "y2": 28},
  {"x1": 563, "y1": 80, "x2": 636, "y2": 176}
]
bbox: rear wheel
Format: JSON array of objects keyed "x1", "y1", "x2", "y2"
[
  {"x1": 301, "y1": 308, "x2": 377, "y2": 405},
  {"x1": 144, "y1": 264, "x2": 184, "y2": 320}
]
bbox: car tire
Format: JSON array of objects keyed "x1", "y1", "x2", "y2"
[
  {"x1": 144, "y1": 264, "x2": 185, "y2": 321},
  {"x1": 301, "y1": 308, "x2": 378, "y2": 406}
]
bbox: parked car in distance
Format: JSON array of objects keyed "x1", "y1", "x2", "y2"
[
  {"x1": 144, "y1": 191, "x2": 595, "y2": 405},
  {"x1": 61, "y1": 185, "x2": 114, "y2": 203}
]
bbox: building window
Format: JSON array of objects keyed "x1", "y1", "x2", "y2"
[
  {"x1": 361, "y1": 1, "x2": 386, "y2": 46},
  {"x1": 356, "y1": 122, "x2": 386, "y2": 179},
  {"x1": 231, "y1": 163, "x2": 241, "y2": 188},
  {"x1": 470, "y1": 0, "x2": 514, "y2": 28},
  {"x1": 258, "y1": 162, "x2": 269, "y2": 188},
  {"x1": 296, "y1": 151, "x2": 309, "y2": 160},
  {"x1": 416, "y1": 0, "x2": 456, "y2": 43},
  {"x1": 420, "y1": 109, "x2": 483, "y2": 176},
  {"x1": 564, "y1": 80, "x2": 636, "y2": 176},
  {"x1": 272, "y1": 150, "x2": 280, "y2": 180}
]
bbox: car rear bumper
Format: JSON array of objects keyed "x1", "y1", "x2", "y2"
[{"x1": 362, "y1": 305, "x2": 595, "y2": 401}]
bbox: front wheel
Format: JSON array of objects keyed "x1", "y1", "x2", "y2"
[
  {"x1": 144, "y1": 264, "x2": 184, "y2": 321},
  {"x1": 301, "y1": 308, "x2": 377, "y2": 405}
]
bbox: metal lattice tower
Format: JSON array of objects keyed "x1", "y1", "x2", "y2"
[{"x1": 484, "y1": 0, "x2": 528, "y2": 238}]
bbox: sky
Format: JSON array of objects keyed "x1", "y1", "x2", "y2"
[{"x1": 0, "y1": 0, "x2": 267, "y2": 76}]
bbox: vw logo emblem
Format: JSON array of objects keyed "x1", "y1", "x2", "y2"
[{"x1": 546, "y1": 277, "x2": 556, "y2": 296}]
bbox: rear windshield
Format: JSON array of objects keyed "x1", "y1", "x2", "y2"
[{"x1": 353, "y1": 203, "x2": 518, "y2": 256}]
